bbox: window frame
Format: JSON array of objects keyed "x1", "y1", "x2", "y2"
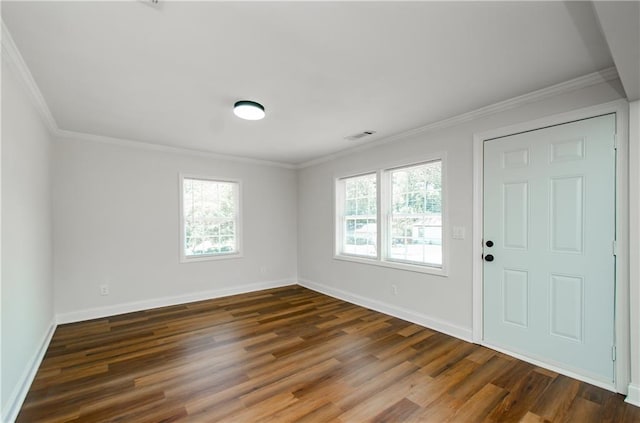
[
  {"x1": 335, "y1": 172, "x2": 380, "y2": 260},
  {"x1": 179, "y1": 173, "x2": 243, "y2": 263},
  {"x1": 334, "y1": 154, "x2": 447, "y2": 276}
]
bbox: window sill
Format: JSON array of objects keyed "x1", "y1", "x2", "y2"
[
  {"x1": 180, "y1": 252, "x2": 243, "y2": 263},
  {"x1": 333, "y1": 254, "x2": 447, "y2": 276}
]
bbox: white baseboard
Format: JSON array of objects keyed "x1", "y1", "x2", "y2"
[
  {"x1": 2, "y1": 321, "x2": 57, "y2": 423},
  {"x1": 297, "y1": 278, "x2": 473, "y2": 342},
  {"x1": 56, "y1": 279, "x2": 296, "y2": 324},
  {"x1": 626, "y1": 383, "x2": 640, "y2": 407},
  {"x1": 6, "y1": 278, "x2": 476, "y2": 422},
  {"x1": 482, "y1": 341, "x2": 616, "y2": 393}
]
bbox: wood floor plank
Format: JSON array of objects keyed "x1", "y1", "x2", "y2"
[
  {"x1": 373, "y1": 397, "x2": 422, "y2": 422},
  {"x1": 447, "y1": 355, "x2": 515, "y2": 402},
  {"x1": 296, "y1": 401, "x2": 344, "y2": 422},
  {"x1": 563, "y1": 397, "x2": 603, "y2": 423},
  {"x1": 240, "y1": 358, "x2": 341, "y2": 407},
  {"x1": 519, "y1": 411, "x2": 546, "y2": 423},
  {"x1": 336, "y1": 369, "x2": 426, "y2": 422},
  {"x1": 413, "y1": 392, "x2": 463, "y2": 422},
  {"x1": 487, "y1": 367, "x2": 553, "y2": 422},
  {"x1": 16, "y1": 285, "x2": 637, "y2": 422},
  {"x1": 446, "y1": 383, "x2": 508, "y2": 422},
  {"x1": 530, "y1": 374, "x2": 581, "y2": 421},
  {"x1": 406, "y1": 358, "x2": 477, "y2": 409},
  {"x1": 261, "y1": 395, "x2": 331, "y2": 423}
]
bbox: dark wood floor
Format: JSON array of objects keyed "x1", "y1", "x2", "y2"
[{"x1": 17, "y1": 286, "x2": 639, "y2": 422}]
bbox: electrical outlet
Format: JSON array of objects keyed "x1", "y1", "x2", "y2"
[
  {"x1": 99, "y1": 284, "x2": 109, "y2": 296},
  {"x1": 260, "y1": 266, "x2": 267, "y2": 275},
  {"x1": 392, "y1": 284, "x2": 398, "y2": 296}
]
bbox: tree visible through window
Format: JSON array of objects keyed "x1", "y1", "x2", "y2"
[
  {"x1": 335, "y1": 158, "x2": 444, "y2": 272},
  {"x1": 181, "y1": 177, "x2": 239, "y2": 260},
  {"x1": 389, "y1": 161, "x2": 442, "y2": 265},
  {"x1": 342, "y1": 173, "x2": 377, "y2": 257}
]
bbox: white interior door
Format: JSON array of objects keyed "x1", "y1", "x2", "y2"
[{"x1": 483, "y1": 114, "x2": 616, "y2": 386}]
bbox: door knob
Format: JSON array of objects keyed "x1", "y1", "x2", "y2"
[
  {"x1": 485, "y1": 254, "x2": 494, "y2": 262},
  {"x1": 486, "y1": 240, "x2": 494, "y2": 247}
]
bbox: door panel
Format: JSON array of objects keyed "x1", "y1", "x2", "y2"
[
  {"x1": 503, "y1": 269, "x2": 528, "y2": 327},
  {"x1": 483, "y1": 114, "x2": 616, "y2": 384},
  {"x1": 503, "y1": 181, "x2": 528, "y2": 250},
  {"x1": 550, "y1": 176, "x2": 583, "y2": 253}
]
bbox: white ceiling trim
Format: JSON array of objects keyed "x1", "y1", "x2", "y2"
[
  {"x1": 1, "y1": 19, "x2": 296, "y2": 170},
  {"x1": 1, "y1": 20, "x2": 57, "y2": 133},
  {"x1": 298, "y1": 66, "x2": 620, "y2": 169},
  {"x1": 45, "y1": 65, "x2": 622, "y2": 171},
  {"x1": 55, "y1": 129, "x2": 298, "y2": 169},
  {"x1": 1, "y1": 19, "x2": 619, "y2": 171}
]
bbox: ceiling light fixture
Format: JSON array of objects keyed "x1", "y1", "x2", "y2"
[{"x1": 233, "y1": 100, "x2": 265, "y2": 121}]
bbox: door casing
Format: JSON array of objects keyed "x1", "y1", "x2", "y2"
[{"x1": 472, "y1": 99, "x2": 630, "y2": 393}]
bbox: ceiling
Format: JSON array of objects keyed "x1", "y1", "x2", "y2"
[{"x1": 1, "y1": 1, "x2": 619, "y2": 165}]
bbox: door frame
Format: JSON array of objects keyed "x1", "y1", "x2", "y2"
[{"x1": 472, "y1": 99, "x2": 630, "y2": 393}]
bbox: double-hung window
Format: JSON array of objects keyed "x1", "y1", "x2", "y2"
[
  {"x1": 180, "y1": 175, "x2": 241, "y2": 262},
  {"x1": 388, "y1": 161, "x2": 442, "y2": 266},
  {"x1": 336, "y1": 173, "x2": 378, "y2": 258},
  {"x1": 335, "y1": 158, "x2": 444, "y2": 274}
]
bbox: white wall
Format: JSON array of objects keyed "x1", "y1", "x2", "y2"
[
  {"x1": 1, "y1": 51, "x2": 54, "y2": 417},
  {"x1": 297, "y1": 79, "x2": 626, "y2": 340},
  {"x1": 53, "y1": 138, "x2": 297, "y2": 319}
]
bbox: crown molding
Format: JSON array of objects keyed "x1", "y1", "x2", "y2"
[
  {"x1": 55, "y1": 129, "x2": 298, "y2": 169},
  {"x1": 1, "y1": 18, "x2": 619, "y2": 170},
  {"x1": 296, "y1": 66, "x2": 620, "y2": 169},
  {"x1": 1, "y1": 19, "x2": 58, "y2": 133},
  {"x1": 1, "y1": 19, "x2": 296, "y2": 170}
]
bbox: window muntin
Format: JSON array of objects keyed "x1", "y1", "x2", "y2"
[
  {"x1": 181, "y1": 177, "x2": 240, "y2": 260},
  {"x1": 340, "y1": 173, "x2": 377, "y2": 257},
  {"x1": 388, "y1": 161, "x2": 442, "y2": 266},
  {"x1": 335, "y1": 157, "x2": 445, "y2": 274}
]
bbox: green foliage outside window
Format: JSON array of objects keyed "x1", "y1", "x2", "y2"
[{"x1": 183, "y1": 178, "x2": 237, "y2": 256}]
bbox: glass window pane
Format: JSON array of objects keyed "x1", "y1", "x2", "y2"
[
  {"x1": 342, "y1": 174, "x2": 377, "y2": 257},
  {"x1": 183, "y1": 178, "x2": 238, "y2": 258},
  {"x1": 389, "y1": 161, "x2": 442, "y2": 266}
]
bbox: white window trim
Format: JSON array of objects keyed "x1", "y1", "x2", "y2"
[
  {"x1": 179, "y1": 173, "x2": 243, "y2": 263},
  {"x1": 334, "y1": 153, "x2": 448, "y2": 276},
  {"x1": 334, "y1": 172, "x2": 380, "y2": 260}
]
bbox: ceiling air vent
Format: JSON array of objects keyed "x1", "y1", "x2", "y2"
[
  {"x1": 138, "y1": 0, "x2": 161, "y2": 8},
  {"x1": 344, "y1": 131, "x2": 376, "y2": 141}
]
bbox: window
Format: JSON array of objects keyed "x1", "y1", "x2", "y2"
[
  {"x1": 388, "y1": 161, "x2": 442, "y2": 266},
  {"x1": 335, "y1": 158, "x2": 444, "y2": 274},
  {"x1": 180, "y1": 176, "x2": 241, "y2": 262},
  {"x1": 336, "y1": 173, "x2": 377, "y2": 257}
]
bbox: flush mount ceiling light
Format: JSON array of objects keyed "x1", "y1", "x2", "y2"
[{"x1": 233, "y1": 100, "x2": 265, "y2": 121}]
